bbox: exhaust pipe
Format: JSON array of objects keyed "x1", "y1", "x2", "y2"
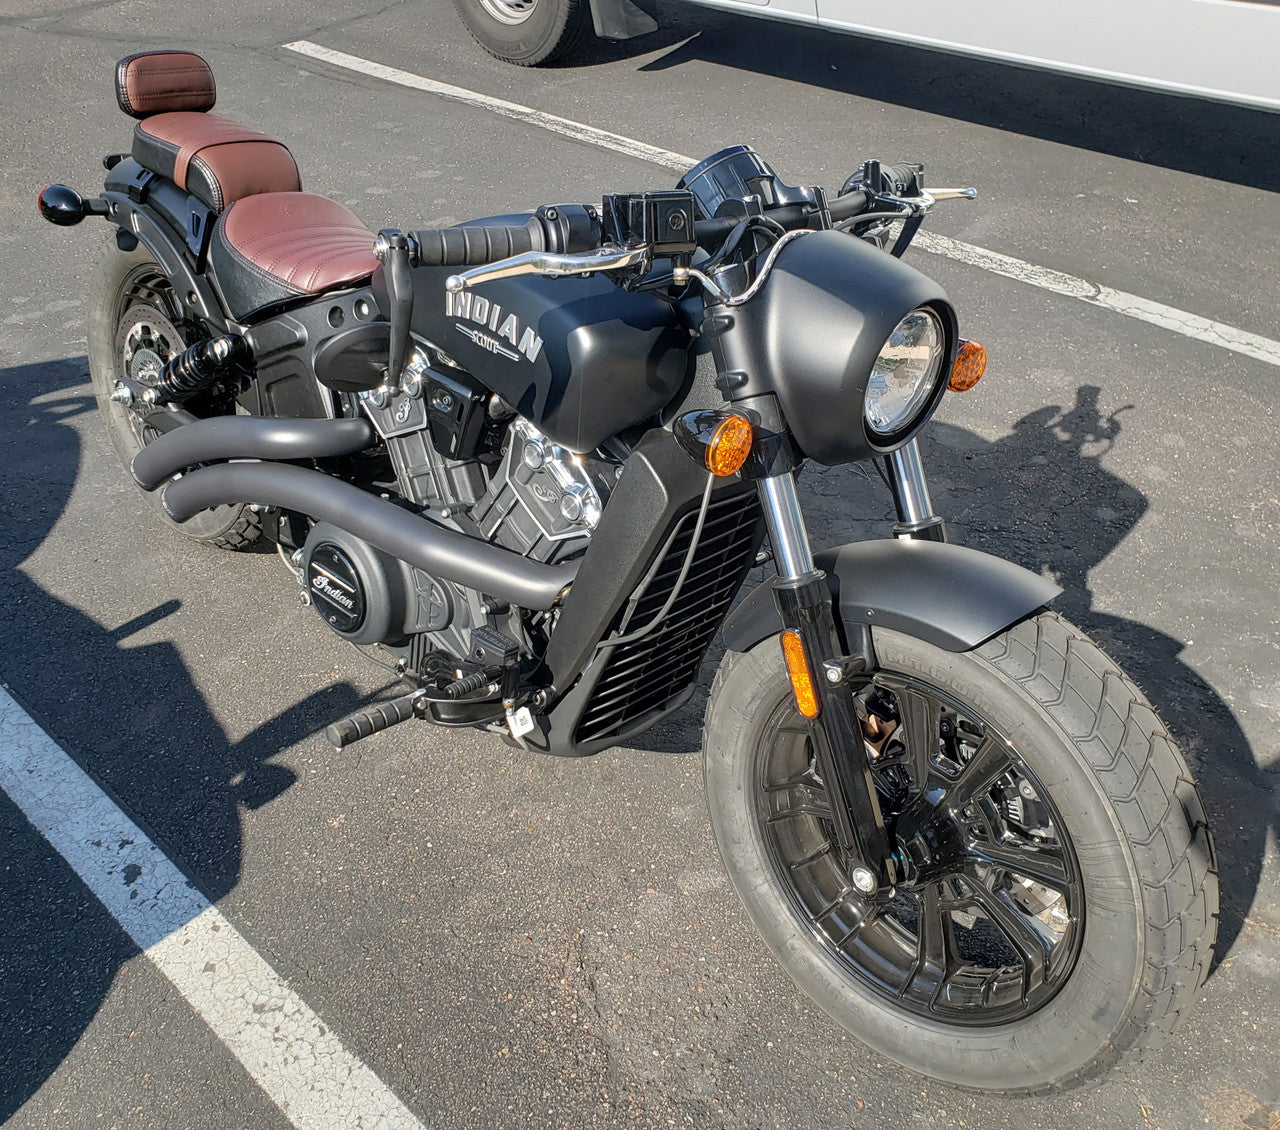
[
  {"x1": 132, "y1": 416, "x2": 376, "y2": 491},
  {"x1": 161, "y1": 461, "x2": 576, "y2": 611}
]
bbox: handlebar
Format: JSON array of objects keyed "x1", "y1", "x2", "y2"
[
  {"x1": 404, "y1": 188, "x2": 875, "y2": 277},
  {"x1": 385, "y1": 162, "x2": 972, "y2": 287}
]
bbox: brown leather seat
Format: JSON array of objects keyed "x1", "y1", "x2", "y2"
[
  {"x1": 132, "y1": 112, "x2": 301, "y2": 213},
  {"x1": 116, "y1": 49, "x2": 301, "y2": 213},
  {"x1": 208, "y1": 192, "x2": 381, "y2": 321}
]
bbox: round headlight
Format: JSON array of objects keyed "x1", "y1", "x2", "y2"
[{"x1": 864, "y1": 307, "x2": 945, "y2": 438}]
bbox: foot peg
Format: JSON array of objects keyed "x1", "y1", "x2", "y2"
[{"x1": 325, "y1": 688, "x2": 424, "y2": 749}]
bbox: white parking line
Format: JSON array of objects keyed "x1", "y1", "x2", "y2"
[
  {"x1": 0, "y1": 685, "x2": 426, "y2": 1130},
  {"x1": 284, "y1": 39, "x2": 1280, "y2": 371}
]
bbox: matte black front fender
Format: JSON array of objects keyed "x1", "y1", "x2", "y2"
[
  {"x1": 721, "y1": 539, "x2": 1061, "y2": 654},
  {"x1": 588, "y1": 0, "x2": 658, "y2": 39}
]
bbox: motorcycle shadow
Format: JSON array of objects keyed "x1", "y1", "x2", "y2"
[
  {"x1": 0, "y1": 358, "x2": 363, "y2": 1122},
  {"x1": 640, "y1": 384, "x2": 1263, "y2": 975}
]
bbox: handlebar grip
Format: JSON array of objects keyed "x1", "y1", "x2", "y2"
[
  {"x1": 827, "y1": 188, "x2": 871, "y2": 223},
  {"x1": 410, "y1": 219, "x2": 545, "y2": 267}
]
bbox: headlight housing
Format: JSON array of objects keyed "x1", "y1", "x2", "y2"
[{"x1": 864, "y1": 307, "x2": 946, "y2": 439}]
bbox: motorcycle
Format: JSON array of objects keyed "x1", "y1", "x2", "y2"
[{"x1": 40, "y1": 49, "x2": 1217, "y2": 1093}]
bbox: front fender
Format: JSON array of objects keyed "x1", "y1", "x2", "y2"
[
  {"x1": 721, "y1": 539, "x2": 1061, "y2": 654},
  {"x1": 588, "y1": 0, "x2": 658, "y2": 39}
]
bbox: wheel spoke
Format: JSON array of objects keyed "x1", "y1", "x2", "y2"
[
  {"x1": 896, "y1": 687, "x2": 942, "y2": 792},
  {"x1": 762, "y1": 775, "x2": 833, "y2": 825},
  {"x1": 817, "y1": 894, "x2": 880, "y2": 949},
  {"x1": 967, "y1": 880, "x2": 1051, "y2": 997},
  {"x1": 908, "y1": 881, "x2": 956, "y2": 1007},
  {"x1": 947, "y1": 736, "x2": 1012, "y2": 810},
  {"x1": 968, "y1": 838, "x2": 1069, "y2": 890}
]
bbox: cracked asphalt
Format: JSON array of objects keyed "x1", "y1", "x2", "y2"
[{"x1": 1, "y1": 1, "x2": 1277, "y2": 1127}]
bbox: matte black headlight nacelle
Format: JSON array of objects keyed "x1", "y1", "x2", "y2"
[{"x1": 731, "y1": 230, "x2": 957, "y2": 466}]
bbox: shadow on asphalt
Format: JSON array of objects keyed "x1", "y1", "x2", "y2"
[
  {"x1": 0, "y1": 361, "x2": 1264, "y2": 1118},
  {"x1": 568, "y1": 1, "x2": 1277, "y2": 192},
  {"x1": 0, "y1": 358, "x2": 362, "y2": 1123}
]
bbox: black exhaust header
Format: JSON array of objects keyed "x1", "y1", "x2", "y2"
[
  {"x1": 161, "y1": 461, "x2": 576, "y2": 611},
  {"x1": 132, "y1": 416, "x2": 376, "y2": 491}
]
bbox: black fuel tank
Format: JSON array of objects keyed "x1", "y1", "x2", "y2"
[{"x1": 404, "y1": 252, "x2": 693, "y2": 454}]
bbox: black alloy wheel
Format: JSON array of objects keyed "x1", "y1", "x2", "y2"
[
  {"x1": 703, "y1": 613, "x2": 1217, "y2": 1091},
  {"x1": 87, "y1": 241, "x2": 261, "y2": 549},
  {"x1": 757, "y1": 674, "x2": 1084, "y2": 1025}
]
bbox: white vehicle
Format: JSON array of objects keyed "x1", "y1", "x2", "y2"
[{"x1": 452, "y1": 0, "x2": 1280, "y2": 112}]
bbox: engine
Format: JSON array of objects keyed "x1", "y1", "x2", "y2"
[
  {"x1": 470, "y1": 417, "x2": 613, "y2": 565},
  {"x1": 300, "y1": 347, "x2": 615, "y2": 669}
]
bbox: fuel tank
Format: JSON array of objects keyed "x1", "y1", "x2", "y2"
[{"x1": 399, "y1": 227, "x2": 694, "y2": 453}]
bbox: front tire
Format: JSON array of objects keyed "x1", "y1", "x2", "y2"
[
  {"x1": 703, "y1": 611, "x2": 1217, "y2": 1093},
  {"x1": 87, "y1": 240, "x2": 261, "y2": 550},
  {"x1": 452, "y1": 0, "x2": 593, "y2": 66}
]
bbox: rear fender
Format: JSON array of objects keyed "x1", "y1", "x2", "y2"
[
  {"x1": 721, "y1": 539, "x2": 1061, "y2": 654},
  {"x1": 102, "y1": 190, "x2": 229, "y2": 330}
]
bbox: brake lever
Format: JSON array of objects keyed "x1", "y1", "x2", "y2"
[
  {"x1": 891, "y1": 187, "x2": 978, "y2": 215},
  {"x1": 445, "y1": 246, "x2": 650, "y2": 292}
]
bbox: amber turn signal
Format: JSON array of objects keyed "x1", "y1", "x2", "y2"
[
  {"x1": 674, "y1": 410, "x2": 755, "y2": 477},
  {"x1": 706, "y1": 414, "x2": 754, "y2": 477},
  {"x1": 781, "y1": 630, "x2": 820, "y2": 718},
  {"x1": 947, "y1": 340, "x2": 986, "y2": 392}
]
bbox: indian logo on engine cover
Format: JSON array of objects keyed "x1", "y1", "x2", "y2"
[
  {"x1": 306, "y1": 544, "x2": 365, "y2": 634},
  {"x1": 445, "y1": 291, "x2": 544, "y2": 363}
]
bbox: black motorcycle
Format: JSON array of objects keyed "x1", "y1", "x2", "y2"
[{"x1": 41, "y1": 49, "x2": 1217, "y2": 1093}]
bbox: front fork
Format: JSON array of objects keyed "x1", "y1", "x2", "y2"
[{"x1": 755, "y1": 451, "x2": 946, "y2": 894}]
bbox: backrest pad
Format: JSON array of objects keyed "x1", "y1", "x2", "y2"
[{"x1": 116, "y1": 50, "x2": 216, "y2": 119}]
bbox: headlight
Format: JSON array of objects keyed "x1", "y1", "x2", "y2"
[{"x1": 863, "y1": 307, "x2": 946, "y2": 438}]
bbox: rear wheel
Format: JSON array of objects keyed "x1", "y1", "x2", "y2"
[
  {"x1": 452, "y1": 0, "x2": 593, "y2": 66},
  {"x1": 703, "y1": 611, "x2": 1217, "y2": 1093},
  {"x1": 87, "y1": 240, "x2": 261, "y2": 550}
]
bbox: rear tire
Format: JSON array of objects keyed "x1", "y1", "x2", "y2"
[
  {"x1": 452, "y1": 0, "x2": 593, "y2": 66},
  {"x1": 87, "y1": 240, "x2": 261, "y2": 550},
  {"x1": 703, "y1": 611, "x2": 1217, "y2": 1093}
]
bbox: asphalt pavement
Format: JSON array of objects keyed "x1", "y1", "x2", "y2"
[{"x1": 1, "y1": 1, "x2": 1277, "y2": 1127}]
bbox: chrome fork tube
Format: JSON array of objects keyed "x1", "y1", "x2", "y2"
[
  {"x1": 886, "y1": 439, "x2": 947, "y2": 541},
  {"x1": 759, "y1": 472, "x2": 815, "y2": 579}
]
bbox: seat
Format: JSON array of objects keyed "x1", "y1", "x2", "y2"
[
  {"x1": 208, "y1": 192, "x2": 381, "y2": 322},
  {"x1": 132, "y1": 112, "x2": 301, "y2": 213},
  {"x1": 116, "y1": 49, "x2": 301, "y2": 212}
]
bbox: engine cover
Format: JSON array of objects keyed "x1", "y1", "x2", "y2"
[
  {"x1": 307, "y1": 542, "x2": 367, "y2": 635},
  {"x1": 302, "y1": 522, "x2": 456, "y2": 645}
]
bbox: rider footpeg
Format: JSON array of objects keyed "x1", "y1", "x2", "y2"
[{"x1": 324, "y1": 688, "x2": 424, "y2": 749}]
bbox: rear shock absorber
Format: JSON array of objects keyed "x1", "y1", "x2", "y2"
[{"x1": 142, "y1": 333, "x2": 251, "y2": 404}]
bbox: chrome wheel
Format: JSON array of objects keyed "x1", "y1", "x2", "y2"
[{"x1": 477, "y1": 0, "x2": 537, "y2": 25}]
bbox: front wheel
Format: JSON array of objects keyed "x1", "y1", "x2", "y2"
[
  {"x1": 452, "y1": 0, "x2": 593, "y2": 65},
  {"x1": 703, "y1": 611, "x2": 1217, "y2": 1093}
]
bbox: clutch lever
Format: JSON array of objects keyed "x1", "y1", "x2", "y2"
[{"x1": 446, "y1": 245, "x2": 650, "y2": 292}]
